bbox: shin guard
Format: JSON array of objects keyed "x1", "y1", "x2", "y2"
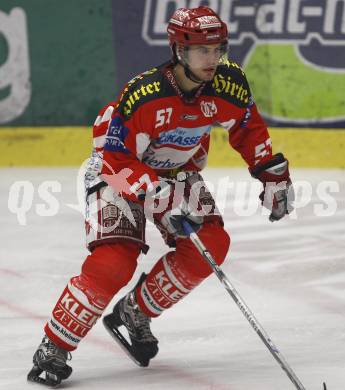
[
  {"x1": 137, "y1": 222, "x2": 230, "y2": 317},
  {"x1": 45, "y1": 242, "x2": 140, "y2": 351},
  {"x1": 44, "y1": 275, "x2": 107, "y2": 351}
]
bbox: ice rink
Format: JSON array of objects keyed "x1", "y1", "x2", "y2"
[{"x1": 1, "y1": 167, "x2": 344, "y2": 390}]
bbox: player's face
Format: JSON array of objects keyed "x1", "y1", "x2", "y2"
[{"x1": 186, "y1": 43, "x2": 224, "y2": 81}]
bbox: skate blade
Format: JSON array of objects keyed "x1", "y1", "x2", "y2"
[
  {"x1": 27, "y1": 365, "x2": 62, "y2": 388},
  {"x1": 103, "y1": 315, "x2": 150, "y2": 367}
]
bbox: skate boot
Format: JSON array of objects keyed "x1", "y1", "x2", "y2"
[
  {"x1": 27, "y1": 335, "x2": 72, "y2": 387},
  {"x1": 103, "y1": 274, "x2": 158, "y2": 367}
]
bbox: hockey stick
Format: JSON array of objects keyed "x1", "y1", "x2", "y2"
[{"x1": 182, "y1": 219, "x2": 327, "y2": 390}]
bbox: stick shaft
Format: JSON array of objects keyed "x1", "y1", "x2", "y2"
[{"x1": 182, "y1": 220, "x2": 306, "y2": 390}]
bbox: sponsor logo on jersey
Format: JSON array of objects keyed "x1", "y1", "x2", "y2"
[
  {"x1": 104, "y1": 115, "x2": 130, "y2": 153},
  {"x1": 120, "y1": 81, "x2": 161, "y2": 117},
  {"x1": 200, "y1": 100, "x2": 218, "y2": 117},
  {"x1": 142, "y1": 156, "x2": 182, "y2": 169},
  {"x1": 156, "y1": 125, "x2": 211, "y2": 148},
  {"x1": 212, "y1": 73, "x2": 249, "y2": 104},
  {"x1": 157, "y1": 134, "x2": 201, "y2": 147},
  {"x1": 127, "y1": 67, "x2": 158, "y2": 86},
  {"x1": 181, "y1": 114, "x2": 199, "y2": 121}
]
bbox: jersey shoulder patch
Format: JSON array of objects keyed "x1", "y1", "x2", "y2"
[
  {"x1": 210, "y1": 60, "x2": 251, "y2": 108},
  {"x1": 116, "y1": 66, "x2": 166, "y2": 118}
]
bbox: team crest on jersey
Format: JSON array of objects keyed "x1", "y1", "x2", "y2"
[{"x1": 200, "y1": 100, "x2": 217, "y2": 118}]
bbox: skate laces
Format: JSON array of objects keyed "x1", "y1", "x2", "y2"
[
  {"x1": 134, "y1": 309, "x2": 156, "y2": 341},
  {"x1": 128, "y1": 294, "x2": 157, "y2": 343},
  {"x1": 42, "y1": 337, "x2": 71, "y2": 362}
]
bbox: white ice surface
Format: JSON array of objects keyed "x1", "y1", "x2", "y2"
[{"x1": 0, "y1": 167, "x2": 344, "y2": 390}]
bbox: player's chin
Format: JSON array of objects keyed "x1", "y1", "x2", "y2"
[{"x1": 200, "y1": 69, "x2": 217, "y2": 81}]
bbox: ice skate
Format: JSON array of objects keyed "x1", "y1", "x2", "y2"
[
  {"x1": 103, "y1": 274, "x2": 159, "y2": 367},
  {"x1": 27, "y1": 335, "x2": 72, "y2": 387}
]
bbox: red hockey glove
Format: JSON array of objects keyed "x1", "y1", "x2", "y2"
[
  {"x1": 250, "y1": 153, "x2": 294, "y2": 222},
  {"x1": 143, "y1": 180, "x2": 203, "y2": 237}
]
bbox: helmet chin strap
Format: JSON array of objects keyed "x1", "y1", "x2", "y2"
[
  {"x1": 183, "y1": 64, "x2": 205, "y2": 84},
  {"x1": 174, "y1": 45, "x2": 205, "y2": 85}
]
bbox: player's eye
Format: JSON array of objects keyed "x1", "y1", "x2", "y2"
[{"x1": 196, "y1": 47, "x2": 209, "y2": 55}]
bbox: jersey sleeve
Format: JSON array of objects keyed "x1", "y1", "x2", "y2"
[
  {"x1": 229, "y1": 96, "x2": 272, "y2": 168},
  {"x1": 214, "y1": 62, "x2": 272, "y2": 168},
  {"x1": 99, "y1": 94, "x2": 159, "y2": 202}
]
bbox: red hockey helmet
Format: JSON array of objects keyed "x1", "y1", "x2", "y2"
[{"x1": 167, "y1": 6, "x2": 228, "y2": 47}]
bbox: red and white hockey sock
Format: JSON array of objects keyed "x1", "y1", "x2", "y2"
[
  {"x1": 136, "y1": 221, "x2": 230, "y2": 317},
  {"x1": 44, "y1": 275, "x2": 108, "y2": 351},
  {"x1": 44, "y1": 242, "x2": 140, "y2": 351},
  {"x1": 136, "y1": 251, "x2": 203, "y2": 317}
]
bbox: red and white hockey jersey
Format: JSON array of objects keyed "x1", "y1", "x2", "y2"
[{"x1": 86, "y1": 60, "x2": 272, "y2": 201}]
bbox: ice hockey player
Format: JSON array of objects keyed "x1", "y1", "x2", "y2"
[{"x1": 28, "y1": 5, "x2": 293, "y2": 387}]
